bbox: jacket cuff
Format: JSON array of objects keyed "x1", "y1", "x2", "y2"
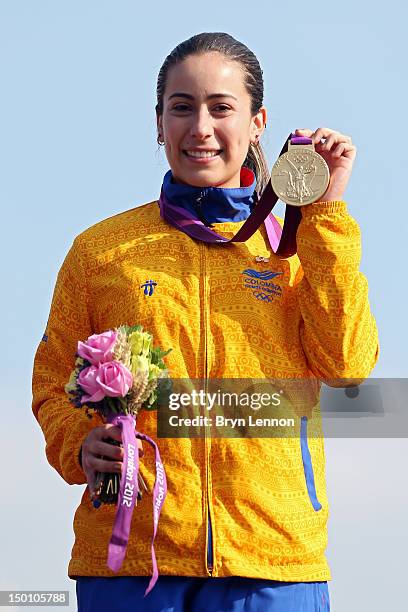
[
  {"x1": 301, "y1": 200, "x2": 347, "y2": 218},
  {"x1": 59, "y1": 411, "x2": 103, "y2": 485}
]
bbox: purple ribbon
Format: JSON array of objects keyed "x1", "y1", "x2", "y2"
[
  {"x1": 106, "y1": 413, "x2": 167, "y2": 597},
  {"x1": 158, "y1": 132, "x2": 312, "y2": 257}
]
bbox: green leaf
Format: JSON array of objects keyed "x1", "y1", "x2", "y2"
[
  {"x1": 106, "y1": 396, "x2": 120, "y2": 414},
  {"x1": 151, "y1": 346, "x2": 172, "y2": 365}
]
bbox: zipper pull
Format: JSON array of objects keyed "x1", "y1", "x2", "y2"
[
  {"x1": 196, "y1": 190, "x2": 205, "y2": 205},
  {"x1": 195, "y1": 190, "x2": 205, "y2": 212},
  {"x1": 194, "y1": 190, "x2": 213, "y2": 228}
]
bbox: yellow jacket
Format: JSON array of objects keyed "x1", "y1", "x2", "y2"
[{"x1": 32, "y1": 198, "x2": 379, "y2": 581}]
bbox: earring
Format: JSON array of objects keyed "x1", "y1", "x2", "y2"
[{"x1": 157, "y1": 133, "x2": 165, "y2": 146}]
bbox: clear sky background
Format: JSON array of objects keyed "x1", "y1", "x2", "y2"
[{"x1": 1, "y1": 1, "x2": 407, "y2": 611}]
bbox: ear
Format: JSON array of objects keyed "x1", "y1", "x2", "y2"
[
  {"x1": 156, "y1": 113, "x2": 163, "y2": 135},
  {"x1": 250, "y1": 106, "x2": 267, "y2": 143}
]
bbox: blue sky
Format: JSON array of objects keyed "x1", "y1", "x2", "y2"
[{"x1": 1, "y1": 1, "x2": 407, "y2": 610}]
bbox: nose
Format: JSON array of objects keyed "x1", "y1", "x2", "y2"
[{"x1": 189, "y1": 105, "x2": 214, "y2": 141}]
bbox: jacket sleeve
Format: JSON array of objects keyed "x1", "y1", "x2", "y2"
[
  {"x1": 293, "y1": 200, "x2": 379, "y2": 386},
  {"x1": 32, "y1": 236, "x2": 104, "y2": 485}
]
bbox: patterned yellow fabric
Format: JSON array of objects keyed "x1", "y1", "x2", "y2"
[{"x1": 32, "y1": 198, "x2": 379, "y2": 582}]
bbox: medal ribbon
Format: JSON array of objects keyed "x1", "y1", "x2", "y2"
[
  {"x1": 106, "y1": 413, "x2": 167, "y2": 597},
  {"x1": 159, "y1": 132, "x2": 313, "y2": 258}
]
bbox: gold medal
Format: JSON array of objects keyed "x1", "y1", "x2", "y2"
[{"x1": 271, "y1": 138, "x2": 330, "y2": 206}]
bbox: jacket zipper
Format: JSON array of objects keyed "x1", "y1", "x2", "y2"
[
  {"x1": 200, "y1": 233, "x2": 214, "y2": 576},
  {"x1": 195, "y1": 189, "x2": 213, "y2": 228}
]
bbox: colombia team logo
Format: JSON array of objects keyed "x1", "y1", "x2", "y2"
[{"x1": 241, "y1": 269, "x2": 283, "y2": 303}]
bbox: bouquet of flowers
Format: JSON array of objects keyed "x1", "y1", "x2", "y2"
[
  {"x1": 64, "y1": 324, "x2": 171, "y2": 592},
  {"x1": 65, "y1": 324, "x2": 171, "y2": 506}
]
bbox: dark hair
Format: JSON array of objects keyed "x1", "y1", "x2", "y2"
[{"x1": 155, "y1": 32, "x2": 270, "y2": 196}]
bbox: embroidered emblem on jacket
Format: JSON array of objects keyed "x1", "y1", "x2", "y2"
[
  {"x1": 140, "y1": 279, "x2": 157, "y2": 296},
  {"x1": 242, "y1": 269, "x2": 283, "y2": 302}
]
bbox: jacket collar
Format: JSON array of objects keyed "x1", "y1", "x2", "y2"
[{"x1": 162, "y1": 166, "x2": 257, "y2": 225}]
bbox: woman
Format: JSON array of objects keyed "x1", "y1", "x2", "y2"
[{"x1": 32, "y1": 32, "x2": 379, "y2": 611}]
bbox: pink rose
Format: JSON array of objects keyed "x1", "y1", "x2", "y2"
[
  {"x1": 77, "y1": 330, "x2": 118, "y2": 365},
  {"x1": 78, "y1": 365, "x2": 104, "y2": 403},
  {"x1": 78, "y1": 361, "x2": 133, "y2": 404}
]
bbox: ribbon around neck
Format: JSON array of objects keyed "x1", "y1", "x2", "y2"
[
  {"x1": 159, "y1": 133, "x2": 311, "y2": 258},
  {"x1": 106, "y1": 413, "x2": 167, "y2": 597}
]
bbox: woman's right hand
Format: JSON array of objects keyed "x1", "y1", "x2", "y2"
[{"x1": 79, "y1": 424, "x2": 143, "y2": 498}]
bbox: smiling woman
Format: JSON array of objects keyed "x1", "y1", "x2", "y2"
[
  {"x1": 156, "y1": 39, "x2": 270, "y2": 194},
  {"x1": 32, "y1": 30, "x2": 378, "y2": 612},
  {"x1": 156, "y1": 52, "x2": 266, "y2": 190}
]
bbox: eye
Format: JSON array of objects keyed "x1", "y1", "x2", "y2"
[{"x1": 171, "y1": 104, "x2": 231, "y2": 113}]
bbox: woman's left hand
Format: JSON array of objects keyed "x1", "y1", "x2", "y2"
[{"x1": 295, "y1": 127, "x2": 357, "y2": 202}]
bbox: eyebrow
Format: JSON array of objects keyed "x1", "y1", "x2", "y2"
[{"x1": 167, "y1": 92, "x2": 238, "y2": 101}]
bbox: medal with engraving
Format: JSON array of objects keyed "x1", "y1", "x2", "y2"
[{"x1": 271, "y1": 134, "x2": 330, "y2": 206}]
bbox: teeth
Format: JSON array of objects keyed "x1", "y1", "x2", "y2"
[{"x1": 185, "y1": 150, "x2": 220, "y2": 158}]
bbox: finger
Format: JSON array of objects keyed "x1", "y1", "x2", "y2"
[
  {"x1": 295, "y1": 128, "x2": 313, "y2": 137},
  {"x1": 296, "y1": 127, "x2": 336, "y2": 146},
  {"x1": 96, "y1": 436, "x2": 143, "y2": 459},
  {"x1": 88, "y1": 456, "x2": 123, "y2": 473},
  {"x1": 333, "y1": 142, "x2": 356, "y2": 158},
  {"x1": 324, "y1": 133, "x2": 353, "y2": 148},
  {"x1": 339, "y1": 143, "x2": 357, "y2": 159},
  {"x1": 327, "y1": 142, "x2": 357, "y2": 160},
  {"x1": 102, "y1": 424, "x2": 123, "y2": 442},
  {"x1": 136, "y1": 438, "x2": 144, "y2": 457},
  {"x1": 92, "y1": 440, "x2": 124, "y2": 460},
  {"x1": 319, "y1": 133, "x2": 338, "y2": 151},
  {"x1": 332, "y1": 142, "x2": 346, "y2": 157},
  {"x1": 312, "y1": 127, "x2": 338, "y2": 145}
]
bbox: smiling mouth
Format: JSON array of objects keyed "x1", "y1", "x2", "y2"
[{"x1": 183, "y1": 150, "x2": 223, "y2": 158}]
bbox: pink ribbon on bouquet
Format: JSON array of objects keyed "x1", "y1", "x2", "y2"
[{"x1": 106, "y1": 413, "x2": 167, "y2": 597}]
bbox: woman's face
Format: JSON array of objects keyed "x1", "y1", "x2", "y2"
[{"x1": 157, "y1": 52, "x2": 266, "y2": 188}]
